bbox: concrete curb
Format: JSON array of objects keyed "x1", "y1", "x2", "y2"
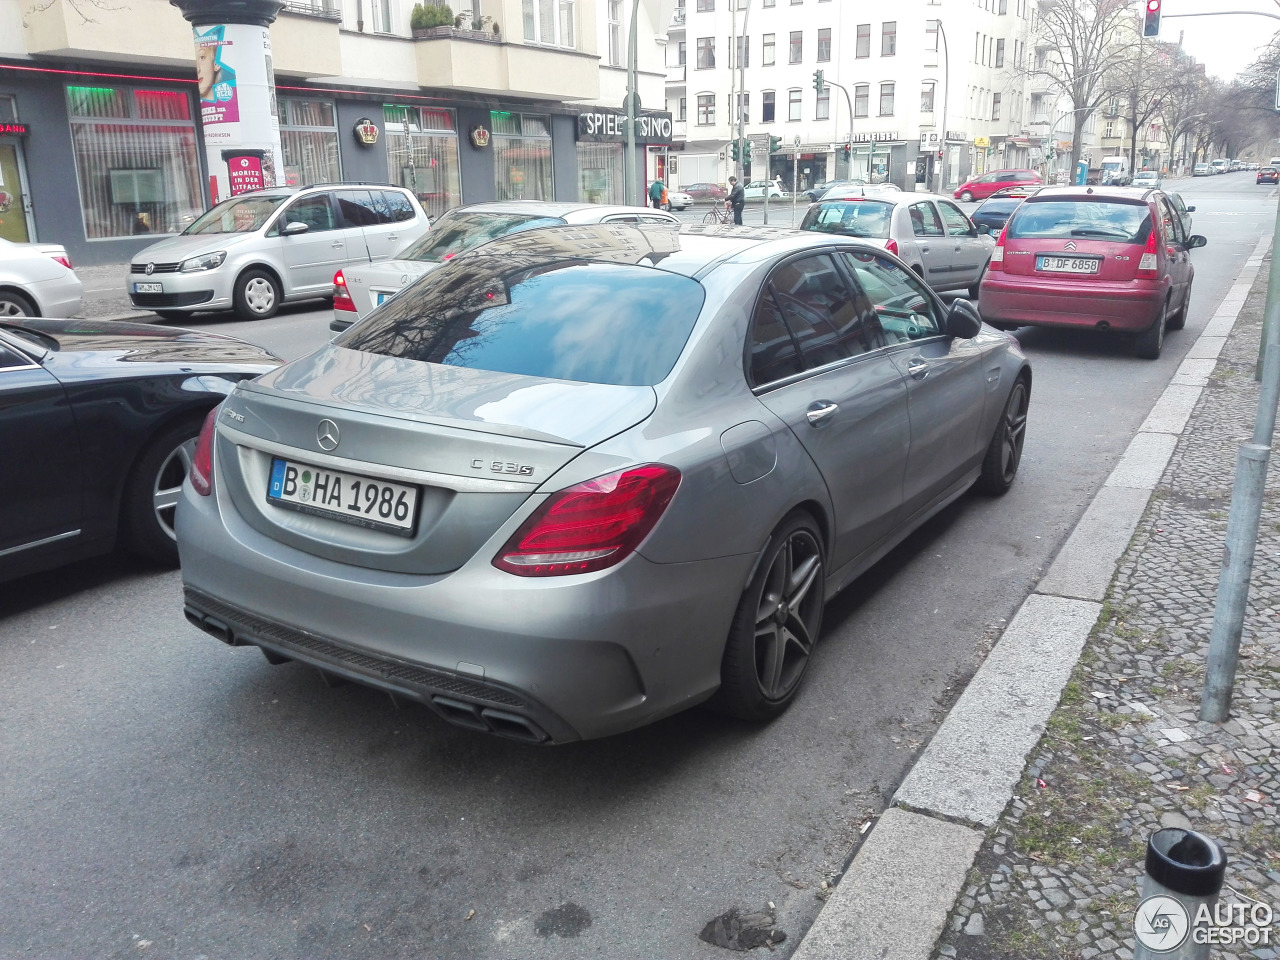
[{"x1": 791, "y1": 231, "x2": 1273, "y2": 959}]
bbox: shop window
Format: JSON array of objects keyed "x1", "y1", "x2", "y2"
[
  {"x1": 279, "y1": 98, "x2": 340, "y2": 187},
  {"x1": 578, "y1": 141, "x2": 623, "y2": 204},
  {"x1": 384, "y1": 104, "x2": 461, "y2": 220},
  {"x1": 65, "y1": 84, "x2": 202, "y2": 239},
  {"x1": 492, "y1": 111, "x2": 553, "y2": 201},
  {"x1": 0, "y1": 95, "x2": 15, "y2": 122}
]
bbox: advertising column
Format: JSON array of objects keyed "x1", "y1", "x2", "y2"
[{"x1": 170, "y1": 1, "x2": 286, "y2": 205}]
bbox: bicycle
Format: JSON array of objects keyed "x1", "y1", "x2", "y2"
[{"x1": 702, "y1": 201, "x2": 732, "y2": 225}]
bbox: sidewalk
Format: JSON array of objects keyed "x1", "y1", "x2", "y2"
[{"x1": 795, "y1": 241, "x2": 1279, "y2": 958}]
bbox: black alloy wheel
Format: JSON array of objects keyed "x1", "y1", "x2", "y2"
[{"x1": 977, "y1": 377, "x2": 1030, "y2": 495}]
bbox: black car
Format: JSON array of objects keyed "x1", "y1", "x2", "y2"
[
  {"x1": 0, "y1": 318, "x2": 279, "y2": 582},
  {"x1": 970, "y1": 187, "x2": 1035, "y2": 234}
]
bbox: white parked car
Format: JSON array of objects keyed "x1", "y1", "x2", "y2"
[
  {"x1": 665, "y1": 190, "x2": 694, "y2": 211},
  {"x1": 744, "y1": 180, "x2": 788, "y2": 200},
  {"x1": 127, "y1": 184, "x2": 429, "y2": 322},
  {"x1": 1131, "y1": 171, "x2": 1160, "y2": 188},
  {"x1": 0, "y1": 238, "x2": 83, "y2": 318},
  {"x1": 331, "y1": 201, "x2": 679, "y2": 332}
]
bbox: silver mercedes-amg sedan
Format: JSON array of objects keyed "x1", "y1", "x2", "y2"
[{"x1": 178, "y1": 224, "x2": 1031, "y2": 744}]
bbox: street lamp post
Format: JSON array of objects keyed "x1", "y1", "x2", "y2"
[
  {"x1": 624, "y1": 0, "x2": 641, "y2": 204},
  {"x1": 933, "y1": 20, "x2": 950, "y2": 195}
]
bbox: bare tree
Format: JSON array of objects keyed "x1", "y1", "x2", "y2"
[
  {"x1": 24, "y1": 0, "x2": 121, "y2": 24},
  {"x1": 1021, "y1": 0, "x2": 1140, "y2": 173},
  {"x1": 1158, "y1": 61, "x2": 1209, "y2": 173},
  {"x1": 1103, "y1": 39, "x2": 1180, "y2": 173}
]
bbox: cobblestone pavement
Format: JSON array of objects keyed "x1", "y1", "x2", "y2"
[{"x1": 933, "y1": 266, "x2": 1280, "y2": 960}]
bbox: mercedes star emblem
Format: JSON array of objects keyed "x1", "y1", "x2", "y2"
[
  {"x1": 316, "y1": 419, "x2": 340, "y2": 451},
  {"x1": 145, "y1": 262, "x2": 156, "y2": 275}
]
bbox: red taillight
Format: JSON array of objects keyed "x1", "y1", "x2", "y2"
[
  {"x1": 989, "y1": 225, "x2": 1008, "y2": 271},
  {"x1": 190, "y1": 406, "x2": 218, "y2": 497},
  {"x1": 493, "y1": 464, "x2": 681, "y2": 577},
  {"x1": 333, "y1": 269, "x2": 356, "y2": 312},
  {"x1": 52, "y1": 255, "x2": 73, "y2": 270},
  {"x1": 885, "y1": 238, "x2": 899, "y2": 256},
  {"x1": 1137, "y1": 226, "x2": 1159, "y2": 277}
]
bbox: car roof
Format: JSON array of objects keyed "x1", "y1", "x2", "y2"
[
  {"x1": 1027, "y1": 185, "x2": 1156, "y2": 204},
  {"x1": 441, "y1": 222, "x2": 859, "y2": 279},
  {"x1": 447, "y1": 200, "x2": 662, "y2": 219},
  {"x1": 816, "y1": 190, "x2": 949, "y2": 206}
]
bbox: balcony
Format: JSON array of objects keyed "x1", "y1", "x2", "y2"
[
  {"x1": 24, "y1": 0, "x2": 192, "y2": 66},
  {"x1": 671, "y1": 7, "x2": 687, "y2": 26},
  {"x1": 280, "y1": 0, "x2": 342, "y2": 19},
  {"x1": 414, "y1": 36, "x2": 599, "y2": 101},
  {"x1": 274, "y1": 7, "x2": 344, "y2": 76},
  {"x1": 673, "y1": 119, "x2": 688, "y2": 140},
  {"x1": 666, "y1": 64, "x2": 686, "y2": 85}
]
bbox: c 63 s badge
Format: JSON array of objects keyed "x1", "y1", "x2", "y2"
[{"x1": 472, "y1": 459, "x2": 534, "y2": 476}]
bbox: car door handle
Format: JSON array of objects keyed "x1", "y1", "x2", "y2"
[
  {"x1": 806, "y1": 401, "x2": 839, "y2": 425},
  {"x1": 907, "y1": 359, "x2": 930, "y2": 380},
  {"x1": 388, "y1": 234, "x2": 399, "y2": 242},
  {"x1": 920, "y1": 244, "x2": 930, "y2": 252},
  {"x1": 331, "y1": 241, "x2": 344, "y2": 249}
]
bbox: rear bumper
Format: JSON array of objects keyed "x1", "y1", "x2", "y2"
[
  {"x1": 30, "y1": 275, "x2": 83, "y2": 318},
  {"x1": 979, "y1": 274, "x2": 1165, "y2": 332},
  {"x1": 176, "y1": 478, "x2": 752, "y2": 743}
]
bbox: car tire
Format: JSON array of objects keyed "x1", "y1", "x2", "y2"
[
  {"x1": 976, "y1": 376, "x2": 1030, "y2": 496},
  {"x1": 0, "y1": 290, "x2": 36, "y2": 318},
  {"x1": 708, "y1": 511, "x2": 826, "y2": 722},
  {"x1": 1134, "y1": 300, "x2": 1168, "y2": 360},
  {"x1": 1168, "y1": 286, "x2": 1190, "y2": 331},
  {"x1": 154, "y1": 310, "x2": 189, "y2": 323},
  {"x1": 967, "y1": 265, "x2": 988, "y2": 300},
  {"x1": 233, "y1": 268, "x2": 281, "y2": 321},
  {"x1": 122, "y1": 415, "x2": 204, "y2": 566},
  {"x1": 960, "y1": 190, "x2": 974, "y2": 202}
]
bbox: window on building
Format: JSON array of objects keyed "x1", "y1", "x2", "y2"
[
  {"x1": 279, "y1": 98, "x2": 340, "y2": 187},
  {"x1": 384, "y1": 105, "x2": 461, "y2": 220},
  {"x1": 854, "y1": 83, "x2": 869, "y2": 117},
  {"x1": 763, "y1": 33, "x2": 775, "y2": 65},
  {"x1": 926, "y1": 20, "x2": 939, "y2": 52},
  {"x1": 1104, "y1": 120, "x2": 1115, "y2": 138},
  {"x1": 608, "y1": 0, "x2": 622, "y2": 65},
  {"x1": 856, "y1": 24, "x2": 870, "y2": 58},
  {"x1": 816, "y1": 85, "x2": 830, "y2": 120},
  {"x1": 490, "y1": 112, "x2": 552, "y2": 201},
  {"x1": 881, "y1": 22, "x2": 896, "y2": 56},
  {"x1": 879, "y1": 82, "x2": 895, "y2": 116},
  {"x1": 762, "y1": 90, "x2": 776, "y2": 122},
  {"x1": 999, "y1": 0, "x2": 1007, "y2": 12},
  {"x1": 697, "y1": 37, "x2": 715, "y2": 68},
  {"x1": 678, "y1": 40, "x2": 686, "y2": 65},
  {"x1": 995, "y1": 38, "x2": 1004, "y2": 67},
  {"x1": 731, "y1": 34, "x2": 749, "y2": 68},
  {"x1": 789, "y1": 31, "x2": 803, "y2": 63},
  {"x1": 734, "y1": 92, "x2": 750, "y2": 124},
  {"x1": 65, "y1": 84, "x2": 203, "y2": 239},
  {"x1": 787, "y1": 89, "x2": 803, "y2": 121},
  {"x1": 679, "y1": 97, "x2": 687, "y2": 120},
  {"x1": 697, "y1": 93, "x2": 715, "y2": 125},
  {"x1": 920, "y1": 82, "x2": 935, "y2": 113},
  {"x1": 522, "y1": 0, "x2": 574, "y2": 46},
  {"x1": 992, "y1": 93, "x2": 1002, "y2": 120},
  {"x1": 817, "y1": 28, "x2": 831, "y2": 62},
  {"x1": 763, "y1": 0, "x2": 775, "y2": 6},
  {"x1": 697, "y1": 0, "x2": 713, "y2": 10}
]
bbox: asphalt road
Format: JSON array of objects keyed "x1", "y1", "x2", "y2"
[{"x1": 1, "y1": 174, "x2": 1273, "y2": 960}]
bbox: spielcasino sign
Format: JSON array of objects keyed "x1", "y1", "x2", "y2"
[{"x1": 577, "y1": 109, "x2": 673, "y2": 145}]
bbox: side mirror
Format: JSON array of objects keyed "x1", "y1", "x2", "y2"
[
  {"x1": 947, "y1": 298, "x2": 983, "y2": 339},
  {"x1": 1187, "y1": 234, "x2": 1207, "y2": 250},
  {"x1": 1186, "y1": 205, "x2": 1196, "y2": 212},
  {"x1": 282, "y1": 221, "x2": 310, "y2": 236},
  {"x1": 976, "y1": 223, "x2": 992, "y2": 236}
]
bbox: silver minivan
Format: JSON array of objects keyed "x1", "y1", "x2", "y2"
[{"x1": 127, "y1": 184, "x2": 429, "y2": 321}]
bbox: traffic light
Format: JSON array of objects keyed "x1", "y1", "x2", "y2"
[
  {"x1": 769, "y1": 135, "x2": 783, "y2": 154},
  {"x1": 730, "y1": 140, "x2": 739, "y2": 162},
  {"x1": 813, "y1": 69, "x2": 825, "y2": 93},
  {"x1": 1143, "y1": 0, "x2": 1161, "y2": 37}
]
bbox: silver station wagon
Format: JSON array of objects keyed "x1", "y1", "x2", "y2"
[
  {"x1": 127, "y1": 184, "x2": 429, "y2": 321},
  {"x1": 178, "y1": 224, "x2": 1031, "y2": 744}
]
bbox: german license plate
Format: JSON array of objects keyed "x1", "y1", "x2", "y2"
[
  {"x1": 375, "y1": 291, "x2": 395, "y2": 306},
  {"x1": 267, "y1": 458, "x2": 418, "y2": 536},
  {"x1": 1036, "y1": 256, "x2": 1100, "y2": 274},
  {"x1": 133, "y1": 282, "x2": 164, "y2": 294}
]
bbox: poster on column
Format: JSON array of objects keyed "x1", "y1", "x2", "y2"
[{"x1": 191, "y1": 22, "x2": 284, "y2": 202}]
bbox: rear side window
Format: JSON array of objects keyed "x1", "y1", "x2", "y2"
[
  {"x1": 1007, "y1": 200, "x2": 1152, "y2": 244},
  {"x1": 380, "y1": 190, "x2": 417, "y2": 223},
  {"x1": 335, "y1": 190, "x2": 389, "y2": 227},
  {"x1": 800, "y1": 200, "x2": 894, "y2": 239},
  {"x1": 337, "y1": 259, "x2": 705, "y2": 387}
]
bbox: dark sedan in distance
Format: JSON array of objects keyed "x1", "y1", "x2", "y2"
[
  {"x1": 970, "y1": 187, "x2": 1036, "y2": 235},
  {"x1": 0, "y1": 318, "x2": 279, "y2": 583}
]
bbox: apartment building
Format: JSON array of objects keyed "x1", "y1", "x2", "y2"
[
  {"x1": 0, "y1": 0, "x2": 674, "y2": 263},
  {"x1": 663, "y1": 0, "x2": 1036, "y2": 194}
]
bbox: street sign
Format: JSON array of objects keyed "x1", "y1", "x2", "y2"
[{"x1": 974, "y1": 136, "x2": 990, "y2": 148}]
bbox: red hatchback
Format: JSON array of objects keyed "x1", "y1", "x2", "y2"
[
  {"x1": 954, "y1": 169, "x2": 1043, "y2": 202},
  {"x1": 978, "y1": 187, "x2": 1206, "y2": 359}
]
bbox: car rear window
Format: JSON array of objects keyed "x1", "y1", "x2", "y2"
[
  {"x1": 800, "y1": 200, "x2": 894, "y2": 239},
  {"x1": 336, "y1": 259, "x2": 706, "y2": 387},
  {"x1": 1007, "y1": 199, "x2": 1152, "y2": 244},
  {"x1": 398, "y1": 212, "x2": 566, "y2": 264}
]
